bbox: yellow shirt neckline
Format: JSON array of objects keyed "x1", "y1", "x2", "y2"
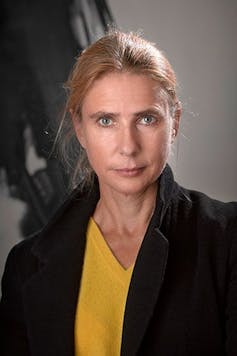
[
  {"x1": 74, "y1": 217, "x2": 134, "y2": 356},
  {"x1": 89, "y1": 217, "x2": 134, "y2": 280}
]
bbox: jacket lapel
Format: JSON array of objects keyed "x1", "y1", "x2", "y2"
[
  {"x1": 121, "y1": 165, "x2": 175, "y2": 356},
  {"x1": 121, "y1": 227, "x2": 169, "y2": 356},
  {"x1": 22, "y1": 188, "x2": 99, "y2": 356}
]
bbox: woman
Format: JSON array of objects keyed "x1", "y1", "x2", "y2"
[{"x1": 0, "y1": 30, "x2": 236, "y2": 356}]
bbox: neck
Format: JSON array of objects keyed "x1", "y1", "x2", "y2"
[{"x1": 93, "y1": 182, "x2": 157, "y2": 239}]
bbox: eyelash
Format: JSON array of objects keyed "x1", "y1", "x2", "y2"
[
  {"x1": 98, "y1": 117, "x2": 113, "y2": 126},
  {"x1": 139, "y1": 115, "x2": 157, "y2": 125},
  {"x1": 97, "y1": 114, "x2": 159, "y2": 127}
]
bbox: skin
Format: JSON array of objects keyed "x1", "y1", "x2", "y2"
[{"x1": 72, "y1": 72, "x2": 180, "y2": 268}]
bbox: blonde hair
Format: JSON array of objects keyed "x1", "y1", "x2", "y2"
[{"x1": 57, "y1": 30, "x2": 179, "y2": 191}]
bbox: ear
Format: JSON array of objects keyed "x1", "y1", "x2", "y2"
[
  {"x1": 70, "y1": 109, "x2": 87, "y2": 149},
  {"x1": 171, "y1": 101, "x2": 182, "y2": 143}
]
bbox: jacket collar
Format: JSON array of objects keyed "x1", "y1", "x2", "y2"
[
  {"x1": 23, "y1": 164, "x2": 176, "y2": 356},
  {"x1": 121, "y1": 164, "x2": 176, "y2": 355}
]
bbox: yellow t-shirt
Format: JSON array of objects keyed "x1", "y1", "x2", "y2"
[{"x1": 74, "y1": 218, "x2": 134, "y2": 356}]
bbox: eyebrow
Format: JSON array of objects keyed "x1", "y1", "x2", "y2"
[
  {"x1": 134, "y1": 107, "x2": 166, "y2": 118},
  {"x1": 89, "y1": 106, "x2": 166, "y2": 120},
  {"x1": 89, "y1": 111, "x2": 119, "y2": 119}
]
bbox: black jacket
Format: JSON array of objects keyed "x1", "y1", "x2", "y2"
[{"x1": 0, "y1": 165, "x2": 237, "y2": 355}]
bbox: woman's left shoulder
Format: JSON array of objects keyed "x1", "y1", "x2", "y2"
[{"x1": 173, "y1": 183, "x2": 237, "y2": 235}]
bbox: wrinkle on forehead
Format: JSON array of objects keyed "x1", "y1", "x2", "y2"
[{"x1": 81, "y1": 72, "x2": 173, "y2": 119}]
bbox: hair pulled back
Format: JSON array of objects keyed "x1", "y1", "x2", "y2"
[{"x1": 57, "y1": 30, "x2": 179, "y2": 191}]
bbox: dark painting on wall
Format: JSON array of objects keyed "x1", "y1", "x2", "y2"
[{"x1": 0, "y1": 0, "x2": 114, "y2": 248}]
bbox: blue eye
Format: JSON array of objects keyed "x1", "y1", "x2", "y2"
[
  {"x1": 98, "y1": 117, "x2": 113, "y2": 126},
  {"x1": 140, "y1": 115, "x2": 156, "y2": 125}
]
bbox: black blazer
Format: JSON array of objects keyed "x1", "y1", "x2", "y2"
[{"x1": 1, "y1": 165, "x2": 237, "y2": 355}]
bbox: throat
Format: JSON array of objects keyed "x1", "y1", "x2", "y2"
[
  {"x1": 101, "y1": 228, "x2": 145, "y2": 269},
  {"x1": 93, "y1": 207, "x2": 154, "y2": 269},
  {"x1": 92, "y1": 186, "x2": 157, "y2": 268}
]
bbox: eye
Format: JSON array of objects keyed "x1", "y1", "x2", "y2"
[
  {"x1": 139, "y1": 115, "x2": 156, "y2": 125},
  {"x1": 98, "y1": 117, "x2": 113, "y2": 127}
]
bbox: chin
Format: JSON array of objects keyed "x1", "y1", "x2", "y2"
[{"x1": 107, "y1": 177, "x2": 157, "y2": 197}]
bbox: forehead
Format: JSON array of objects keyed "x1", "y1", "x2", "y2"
[{"x1": 82, "y1": 72, "x2": 169, "y2": 114}]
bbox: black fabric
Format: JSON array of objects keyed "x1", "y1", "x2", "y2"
[{"x1": 0, "y1": 165, "x2": 237, "y2": 355}]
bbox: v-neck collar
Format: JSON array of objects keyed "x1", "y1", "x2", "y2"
[{"x1": 89, "y1": 217, "x2": 134, "y2": 276}]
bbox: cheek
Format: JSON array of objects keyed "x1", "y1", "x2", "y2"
[
  {"x1": 83, "y1": 138, "x2": 109, "y2": 173},
  {"x1": 84, "y1": 129, "x2": 115, "y2": 156},
  {"x1": 149, "y1": 126, "x2": 172, "y2": 157}
]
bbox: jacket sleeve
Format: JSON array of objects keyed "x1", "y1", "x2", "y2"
[
  {"x1": 0, "y1": 246, "x2": 30, "y2": 355},
  {"x1": 226, "y1": 216, "x2": 237, "y2": 355}
]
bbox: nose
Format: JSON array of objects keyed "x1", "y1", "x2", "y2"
[{"x1": 118, "y1": 125, "x2": 140, "y2": 157}]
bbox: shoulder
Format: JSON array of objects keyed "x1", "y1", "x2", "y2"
[
  {"x1": 1, "y1": 232, "x2": 42, "y2": 289},
  {"x1": 160, "y1": 165, "x2": 236, "y2": 234},
  {"x1": 2, "y1": 186, "x2": 98, "y2": 283},
  {"x1": 167, "y1": 182, "x2": 237, "y2": 251},
  {"x1": 163, "y1": 183, "x2": 237, "y2": 285},
  {"x1": 1, "y1": 190, "x2": 75, "y2": 280},
  {"x1": 174, "y1": 183, "x2": 237, "y2": 227}
]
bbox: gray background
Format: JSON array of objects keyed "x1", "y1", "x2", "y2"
[
  {"x1": 108, "y1": 0, "x2": 237, "y2": 202},
  {"x1": 1, "y1": 0, "x2": 236, "y2": 282}
]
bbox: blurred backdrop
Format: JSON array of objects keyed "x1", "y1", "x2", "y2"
[{"x1": 1, "y1": 0, "x2": 236, "y2": 281}]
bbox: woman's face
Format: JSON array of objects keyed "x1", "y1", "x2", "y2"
[{"x1": 73, "y1": 72, "x2": 179, "y2": 196}]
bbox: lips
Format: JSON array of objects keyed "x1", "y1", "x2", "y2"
[{"x1": 113, "y1": 167, "x2": 145, "y2": 177}]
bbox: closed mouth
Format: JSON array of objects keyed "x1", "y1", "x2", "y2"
[{"x1": 114, "y1": 167, "x2": 145, "y2": 176}]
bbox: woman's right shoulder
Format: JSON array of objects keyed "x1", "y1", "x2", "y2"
[
  {"x1": 2, "y1": 184, "x2": 98, "y2": 285},
  {"x1": 2, "y1": 231, "x2": 43, "y2": 287},
  {"x1": 2, "y1": 190, "x2": 75, "y2": 280}
]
